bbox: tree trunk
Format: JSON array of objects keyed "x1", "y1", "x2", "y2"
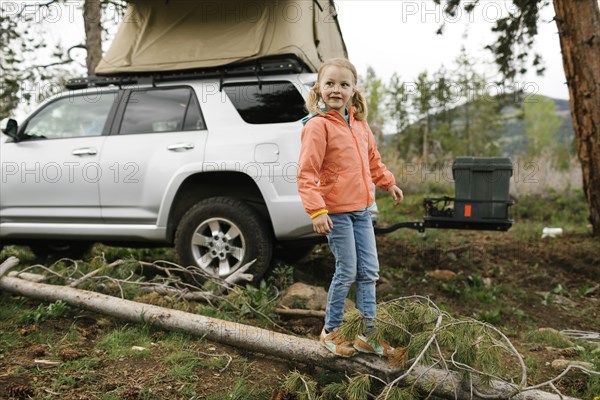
[
  {"x1": 553, "y1": 0, "x2": 600, "y2": 235},
  {"x1": 0, "y1": 257, "x2": 579, "y2": 400},
  {"x1": 83, "y1": 0, "x2": 103, "y2": 75}
]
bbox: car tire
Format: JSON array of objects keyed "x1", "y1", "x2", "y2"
[
  {"x1": 29, "y1": 242, "x2": 93, "y2": 261},
  {"x1": 175, "y1": 197, "x2": 273, "y2": 284}
]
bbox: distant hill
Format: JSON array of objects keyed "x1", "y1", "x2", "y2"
[
  {"x1": 383, "y1": 95, "x2": 575, "y2": 157},
  {"x1": 498, "y1": 96, "x2": 574, "y2": 156}
]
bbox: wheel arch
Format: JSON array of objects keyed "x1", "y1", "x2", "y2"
[{"x1": 166, "y1": 171, "x2": 272, "y2": 243}]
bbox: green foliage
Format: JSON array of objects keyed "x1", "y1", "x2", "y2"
[
  {"x1": 268, "y1": 263, "x2": 295, "y2": 291},
  {"x1": 435, "y1": 0, "x2": 547, "y2": 80},
  {"x1": 524, "y1": 95, "x2": 562, "y2": 157},
  {"x1": 0, "y1": 295, "x2": 28, "y2": 321},
  {"x1": 440, "y1": 273, "x2": 503, "y2": 305},
  {"x1": 19, "y1": 300, "x2": 70, "y2": 324},
  {"x1": 1, "y1": 7, "x2": 68, "y2": 118},
  {"x1": 0, "y1": 245, "x2": 37, "y2": 265},
  {"x1": 0, "y1": 329, "x2": 20, "y2": 356},
  {"x1": 387, "y1": 73, "x2": 411, "y2": 134},
  {"x1": 1, "y1": 1, "x2": 129, "y2": 118},
  {"x1": 577, "y1": 284, "x2": 599, "y2": 297},
  {"x1": 384, "y1": 48, "x2": 504, "y2": 163},
  {"x1": 442, "y1": 322, "x2": 502, "y2": 385},
  {"x1": 346, "y1": 375, "x2": 371, "y2": 400},
  {"x1": 222, "y1": 280, "x2": 279, "y2": 321},
  {"x1": 60, "y1": 357, "x2": 100, "y2": 372},
  {"x1": 166, "y1": 352, "x2": 206, "y2": 381},
  {"x1": 526, "y1": 330, "x2": 574, "y2": 349},
  {"x1": 321, "y1": 382, "x2": 347, "y2": 399},
  {"x1": 100, "y1": 394, "x2": 121, "y2": 400},
  {"x1": 97, "y1": 325, "x2": 153, "y2": 359},
  {"x1": 524, "y1": 357, "x2": 540, "y2": 382},
  {"x1": 361, "y1": 66, "x2": 386, "y2": 141},
  {"x1": 206, "y1": 377, "x2": 269, "y2": 400},
  {"x1": 475, "y1": 309, "x2": 502, "y2": 325},
  {"x1": 513, "y1": 189, "x2": 588, "y2": 227},
  {"x1": 338, "y1": 309, "x2": 366, "y2": 342},
  {"x1": 571, "y1": 341, "x2": 600, "y2": 399},
  {"x1": 195, "y1": 303, "x2": 231, "y2": 321},
  {"x1": 376, "y1": 386, "x2": 417, "y2": 400},
  {"x1": 450, "y1": 47, "x2": 503, "y2": 157},
  {"x1": 283, "y1": 371, "x2": 318, "y2": 400},
  {"x1": 521, "y1": 95, "x2": 573, "y2": 170},
  {"x1": 98, "y1": 245, "x2": 176, "y2": 264},
  {"x1": 339, "y1": 298, "x2": 505, "y2": 387}
]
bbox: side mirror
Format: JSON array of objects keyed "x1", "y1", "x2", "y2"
[{"x1": 0, "y1": 118, "x2": 19, "y2": 141}]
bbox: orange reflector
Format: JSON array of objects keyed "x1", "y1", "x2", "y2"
[{"x1": 464, "y1": 204, "x2": 472, "y2": 217}]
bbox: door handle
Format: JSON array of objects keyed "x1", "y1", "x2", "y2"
[
  {"x1": 167, "y1": 143, "x2": 195, "y2": 151},
  {"x1": 72, "y1": 147, "x2": 97, "y2": 156}
]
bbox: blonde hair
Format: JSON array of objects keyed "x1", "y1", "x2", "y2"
[{"x1": 306, "y1": 58, "x2": 368, "y2": 121}]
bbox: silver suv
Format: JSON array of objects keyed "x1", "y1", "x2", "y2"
[
  {"x1": 1, "y1": 59, "x2": 321, "y2": 278},
  {"x1": 0, "y1": 59, "x2": 377, "y2": 281}
]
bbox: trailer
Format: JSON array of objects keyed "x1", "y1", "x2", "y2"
[{"x1": 374, "y1": 157, "x2": 515, "y2": 235}]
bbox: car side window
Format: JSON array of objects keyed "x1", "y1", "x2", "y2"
[
  {"x1": 119, "y1": 87, "x2": 206, "y2": 134},
  {"x1": 224, "y1": 82, "x2": 306, "y2": 124},
  {"x1": 23, "y1": 93, "x2": 115, "y2": 140}
]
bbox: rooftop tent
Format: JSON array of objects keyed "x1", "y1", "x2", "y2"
[{"x1": 95, "y1": 0, "x2": 348, "y2": 75}]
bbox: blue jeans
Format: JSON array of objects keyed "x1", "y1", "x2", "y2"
[{"x1": 325, "y1": 208, "x2": 379, "y2": 332}]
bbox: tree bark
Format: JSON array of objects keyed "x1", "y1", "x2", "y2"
[
  {"x1": 83, "y1": 0, "x2": 103, "y2": 75},
  {"x1": 0, "y1": 258, "x2": 579, "y2": 400},
  {"x1": 553, "y1": 0, "x2": 600, "y2": 235}
]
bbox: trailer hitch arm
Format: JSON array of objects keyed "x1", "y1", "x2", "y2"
[{"x1": 374, "y1": 221, "x2": 425, "y2": 234}]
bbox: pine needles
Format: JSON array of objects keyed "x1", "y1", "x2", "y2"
[{"x1": 280, "y1": 295, "x2": 536, "y2": 399}]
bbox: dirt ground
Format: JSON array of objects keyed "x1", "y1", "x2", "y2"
[{"x1": 1, "y1": 230, "x2": 599, "y2": 399}]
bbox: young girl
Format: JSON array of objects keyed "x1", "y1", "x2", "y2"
[{"x1": 297, "y1": 58, "x2": 404, "y2": 357}]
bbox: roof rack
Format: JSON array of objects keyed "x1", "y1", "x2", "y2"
[{"x1": 66, "y1": 55, "x2": 311, "y2": 90}]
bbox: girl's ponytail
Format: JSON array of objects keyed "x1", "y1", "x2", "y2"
[
  {"x1": 305, "y1": 83, "x2": 323, "y2": 115},
  {"x1": 352, "y1": 89, "x2": 368, "y2": 121}
]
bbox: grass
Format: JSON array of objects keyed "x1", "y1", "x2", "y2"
[
  {"x1": 0, "y1": 297, "x2": 29, "y2": 354},
  {"x1": 375, "y1": 186, "x2": 591, "y2": 237},
  {"x1": 19, "y1": 300, "x2": 71, "y2": 324},
  {"x1": 60, "y1": 357, "x2": 101, "y2": 371},
  {"x1": 526, "y1": 330, "x2": 575, "y2": 349},
  {"x1": 0, "y1": 329, "x2": 21, "y2": 355},
  {"x1": 164, "y1": 349, "x2": 231, "y2": 381},
  {"x1": 100, "y1": 395, "x2": 121, "y2": 400},
  {"x1": 0, "y1": 295, "x2": 81, "y2": 354},
  {"x1": 205, "y1": 377, "x2": 270, "y2": 400},
  {"x1": 96, "y1": 325, "x2": 154, "y2": 359},
  {"x1": 166, "y1": 352, "x2": 205, "y2": 381},
  {"x1": 0, "y1": 188, "x2": 597, "y2": 399}
]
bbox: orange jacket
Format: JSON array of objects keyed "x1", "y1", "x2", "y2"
[{"x1": 297, "y1": 107, "x2": 396, "y2": 216}]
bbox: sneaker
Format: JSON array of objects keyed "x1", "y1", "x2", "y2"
[
  {"x1": 353, "y1": 334, "x2": 395, "y2": 357},
  {"x1": 319, "y1": 329, "x2": 358, "y2": 358}
]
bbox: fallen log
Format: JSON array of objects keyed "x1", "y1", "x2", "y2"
[
  {"x1": 7, "y1": 271, "x2": 47, "y2": 283},
  {"x1": 274, "y1": 307, "x2": 326, "y2": 318},
  {"x1": 0, "y1": 257, "x2": 399, "y2": 380},
  {"x1": 0, "y1": 257, "x2": 580, "y2": 399}
]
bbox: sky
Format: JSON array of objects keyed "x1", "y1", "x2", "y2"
[
  {"x1": 335, "y1": 1, "x2": 568, "y2": 100},
  {"x1": 12, "y1": 0, "x2": 569, "y2": 120}
]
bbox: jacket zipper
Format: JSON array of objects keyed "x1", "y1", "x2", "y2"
[{"x1": 340, "y1": 115, "x2": 370, "y2": 208}]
